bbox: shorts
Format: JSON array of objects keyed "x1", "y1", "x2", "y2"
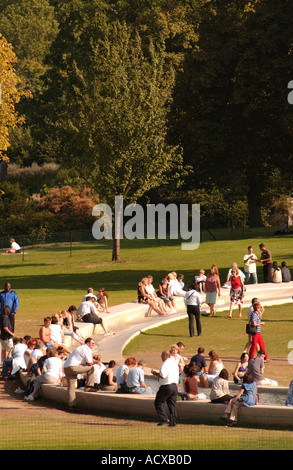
[
  {"x1": 82, "y1": 313, "x2": 103, "y2": 325},
  {"x1": 0, "y1": 338, "x2": 13, "y2": 352}
]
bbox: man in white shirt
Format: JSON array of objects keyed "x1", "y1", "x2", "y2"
[
  {"x1": 76, "y1": 296, "x2": 114, "y2": 336},
  {"x1": 243, "y1": 246, "x2": 258, "y2": 284},
  {"x1": 151, "y1": 350, "x2": 179, "y2": 427},
  {"x1": 184, "y1": 283, "x2": 202, "y2": 337},
  {"x1": 64, "y1": 338, "x2": 97, "y2": 409}
]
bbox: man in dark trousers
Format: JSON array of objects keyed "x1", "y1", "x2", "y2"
[
  {"x1": 258, "y1": 243, "x2": 272, "y2": 283},
  {"x1": 151, "y1": 350, "x2": 179, "y2": 427},
  {"x1": 0, "y1": 282, "x2": 19, "y2": 332},
  {"x1": 184, "y1": 282, "x2": 202, "y2": 337}
]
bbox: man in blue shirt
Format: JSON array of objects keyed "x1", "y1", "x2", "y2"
[
  {"x1": 126, "y1": 360, "x2": 155, "y2": 394},
  {"x1": 0, "y1": 282, "x2": 19, "y2": 332}
]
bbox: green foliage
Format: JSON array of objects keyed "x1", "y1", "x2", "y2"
[
  {"x1": 0, "y1": 0, "x2": 58, "y2": 95},
  {"x1": 0, "y1": 181, "x2": 44, "y2": 236},
  {"x1": 170, "y1": 0, "x2": 293, "y2": 227},
  {"x1": 42, "y1": 6, "x2": 182, "y2": 206},
  {"x1": 1, "y1": 0, "x2": 292, "y2": 237}
]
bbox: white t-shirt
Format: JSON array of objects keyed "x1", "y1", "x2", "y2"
[
  {"x1": 11, "y1": 343, "x2": 27, "y2": 374},
  {"x1": 93, "y1": 362, "x2": 106, "y2": 384},
  {"x1": 77, "y1": 301, "x2": 99, "y2": 318},
  {"x1": 158, "y1": 358, "x2": 179, "y2": 386},
  {"x1": 168, "y1": 279, "x2": 177, "y2": 296},
  {"x1": 49, "y1": 324, "x2": 63, "y2": 343},
  {"x1": 144, "y1": 284, "x2": 156, "y2": 299},
  {"x1": 243, "y1": 253, "x2": 258, "y2": 273},
  {"x1": 30, "y1": 349, "x2": 43, "y2": 361},
  {"x1": 64, "y1": 344, "x2": 93, "y2": 368},
  {"x1": 11, "y1": 241, "x2": 21, "y2": 251},
  {"x1": 43, "y1": 356, "x2": 63, "y2": 379}
]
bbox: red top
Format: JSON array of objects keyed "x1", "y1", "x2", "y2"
[{"x1": 231, "y1": 275, "x2": 241, "y2": 289}]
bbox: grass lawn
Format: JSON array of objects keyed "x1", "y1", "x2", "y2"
[
  {"x1": 2, "y1": 413, "x2": 293, "y2": 450},
  {"x1": 123, "y1": 302, "x2": 293, "y2": 387},
  {"x1": 0, "y1": 227, "x2": 293, "y2": 451},
  {"x1": 1, "y1": 226, "x2": 292, "y2": 340}
]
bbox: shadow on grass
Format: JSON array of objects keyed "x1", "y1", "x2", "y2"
[{"x1": 0, "y1": 265, "x2": 269, "y2": 296}]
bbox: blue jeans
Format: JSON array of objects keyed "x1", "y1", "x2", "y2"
[
  {"x1": 2, "y1": 358, "x2": 13, "y2": 378},
  {"x1": 130, "y1": 386, "x2": 155, "y2": 394},
  {"x1": 245, "y1": 272, "x2": 258, "y2": 284}
]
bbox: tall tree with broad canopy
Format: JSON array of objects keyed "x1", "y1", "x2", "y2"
[
  {"x1": 41, "y1": 0, "x2": 182, "y2": 260},
  {"x1": 170, "y1": 0, "x2": 293, "y2": 227}
]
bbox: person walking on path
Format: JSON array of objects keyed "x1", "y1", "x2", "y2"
[
  {"x1": 248, "y1": 301, "x2": 268, "y2": 360},
  {"x1": 227, "y1": 267, "x2": 244, "y2": 318},
  {"x1": 184, "y1": 282, "x2": 202, "y2": 337},
  {"x1": 205, "y1": 265, "x2": 221, "y2": 317},
  {"x1": 151, "y1": 350, "x2": 179, "y2": 427}
]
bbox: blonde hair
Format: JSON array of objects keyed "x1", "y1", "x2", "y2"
[{"x1": 59, "y1": 310, "x2": 68, "y2": 317}]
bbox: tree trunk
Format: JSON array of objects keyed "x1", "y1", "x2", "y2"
[
  {"x1": 112, "y1": 235, "x2": 121, "y2": 261},
  {"x1": 247, "y1": 195, "x2": 264, "y2": 228}
]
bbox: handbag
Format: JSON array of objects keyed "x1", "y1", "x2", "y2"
[{"x1": 246, "y1": 323, "x2": 257, "y2": 335}]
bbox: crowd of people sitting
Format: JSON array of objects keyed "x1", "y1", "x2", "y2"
[
  {"x1": 1, "y1": 312, "x2": 291, "y2": 415},
  {"x1": 0, "y1": 286, "x2": 114, "y2": 399},
  {"x1": 0, "y1": 260, "x2": 292, "y2": 417}
]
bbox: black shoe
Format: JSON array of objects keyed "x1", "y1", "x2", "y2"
[
  {"x1": 67, "y1": 406, "x2": 80, "y2": 413},
  {"x1": 219, "y1": 416, "x2": 228, "y2": 423},
  {"x1": 169, "y1": 415, "x2": 176, "y2": 427},
  {"x1": 157, "y1": 420, "x2": 169, "y2": 426}
]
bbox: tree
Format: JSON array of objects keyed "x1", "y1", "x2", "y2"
[
  {"x1": 170, "y1": 0, "x2": 293, "y2": 227},
  {"x1": 42, "y1": 3, "x2": 182, "y2": 260},
  {"x1": 0, "y1": 0, "x2": 58, "y2": 96},
  {"x1": 0, "y1": 33, "x2": 24, "y2": 184},
  {"x1": 0, "y1": 0, "x2": 59, "y2": 165}
]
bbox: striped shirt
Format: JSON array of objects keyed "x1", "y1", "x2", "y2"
[{"x1": 250, "y1": 311, "x2": 261, "y2": 333}]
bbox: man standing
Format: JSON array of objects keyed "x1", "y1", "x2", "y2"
[
  {"x1": 258, "y1": 243, "x2": 272, "y2": 283},
  {"x1": 64, "y1": 338, "x2": 98, "y2": 409},
  {"x1": 127, "y1": 360, "x2": 155, "y2": 394},
  {"x1": 184, "y1": 283, "x2": 202, "y2": 337},
  {"x1": 243, "y1": 246, "x2": 258, "y2": 284},
  {"x1": 0, "y1": 282, "x2": 19, "y2": 332},
  {"x1": 0, "y1": 306, "x2": 15, "y2": 363},
  {"x1": 151, "y1": 350, "x2": 179, "y2": 427}
]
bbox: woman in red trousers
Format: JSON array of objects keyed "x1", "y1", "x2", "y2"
[{"x1": 249, "y1": 301, "x2": 268, "y2": 360}]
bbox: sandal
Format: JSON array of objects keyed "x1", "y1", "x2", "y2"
[{"x1": 227, "y1": 420, "x2": 237, "y2": 427}]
